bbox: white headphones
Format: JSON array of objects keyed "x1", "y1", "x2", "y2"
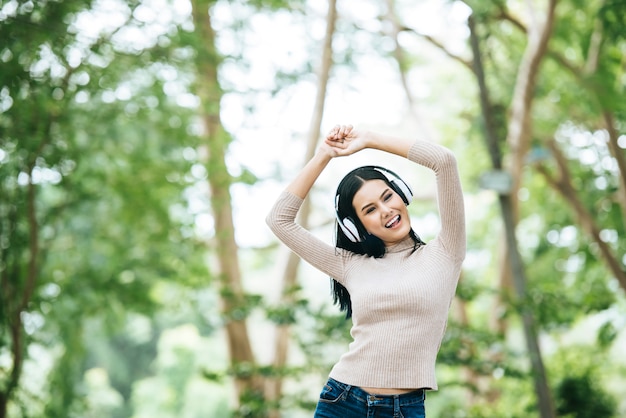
[{"x1": 335, "y1": 166, "x2": 413, "y2": 243}]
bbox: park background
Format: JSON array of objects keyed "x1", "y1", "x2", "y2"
[{"x1": 1, "y1": 0, "x2": 625, "y2": 417}]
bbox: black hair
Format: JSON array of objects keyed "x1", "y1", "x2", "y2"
[{"x1": 331, "y1": 166, "x2": 425, "y2": 319}]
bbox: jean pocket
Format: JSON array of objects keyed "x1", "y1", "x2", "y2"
[
  {"x1": 318, "y1": 382, "x2": 344, "y2": 404},
  {"x1": 398, "y1": 403, "x2": 426, "y2": 418},
  {"x1": 399, "y1": 396, "x2": 426, "y2": 418}
]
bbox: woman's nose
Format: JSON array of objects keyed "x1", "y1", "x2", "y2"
[{"x1": 380, "y1": 203, "x2": 393, "y2": 216}]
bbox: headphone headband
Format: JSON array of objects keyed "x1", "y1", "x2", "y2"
[{"x1": 372, "y1": 166, "x2": 413, "y2": 205}]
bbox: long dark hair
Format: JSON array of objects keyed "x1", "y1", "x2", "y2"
[{"x1": 331, "y1": 166, "x2": 425, "y2": 318}]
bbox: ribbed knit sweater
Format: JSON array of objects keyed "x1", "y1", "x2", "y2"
[{"x1": 266, "y1": 140, "x2": 466, "y2": 390}]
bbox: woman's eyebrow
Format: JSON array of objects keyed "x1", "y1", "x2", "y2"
[{"x1": 360, "y1": 188, "x2": 390, "y2": 212}]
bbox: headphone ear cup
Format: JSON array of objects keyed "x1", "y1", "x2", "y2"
[
  {"x1": 391, "y1": 179, "x2": 413, "y2": 205},
  {"x1": 339, "y1": 217, "x2": 362, "y2": 243},
  {"x1": 373, "y1": 167, "x2": 413, "y2": 206},
  {"x1": 335, "y1": 194, "x2": 362, "y2": 243}
]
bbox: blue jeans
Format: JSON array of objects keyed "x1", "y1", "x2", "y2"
[{"x1": 313, "y1": 378, "x2": 426, "y2": 418}]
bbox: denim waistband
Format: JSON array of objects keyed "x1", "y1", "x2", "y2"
[{"x1": 328, "y1": 377, "x2": 425, "y2": 406}]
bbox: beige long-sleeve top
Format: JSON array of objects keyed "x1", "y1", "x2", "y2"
[{"x1": 266, "y1": 140, "x2": 466, "y2": 390}]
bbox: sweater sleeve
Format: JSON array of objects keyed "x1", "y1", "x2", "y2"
[
  {"x1": 407, "y1": 140, "x2": 466, "y2": 262},
  {"x1": 265, "y1": 191, "x2": 348, "y2": 281}
]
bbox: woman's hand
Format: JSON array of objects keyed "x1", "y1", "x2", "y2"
[{"x1": 324, "y1": 124, "x2": 368, "y2": 157}]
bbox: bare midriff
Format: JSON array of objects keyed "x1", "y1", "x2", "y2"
[{"x1": 361, "y1": 387, "x2": 421, "y2": 395}]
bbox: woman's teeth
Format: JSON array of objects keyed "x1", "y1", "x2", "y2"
[{"x1": 385, "y1": 215, "x2": 400, "y2": 228}]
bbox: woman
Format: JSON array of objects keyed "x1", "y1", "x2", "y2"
[{"x1": 266, "y1": 124, "x2": 466, "y2": 417}]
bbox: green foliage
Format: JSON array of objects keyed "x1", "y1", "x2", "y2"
[
  {"x1": 599, "y1": 0, "x2": 626, "y2": 41},
  {"x1": 246, "y1": 0, "x2": 307, "y2": 11},
  {"x1": 556, "y1": 373, "x2": 617, "y2": 418},
  {"x1": 234, "y1": 388, "x2": 270, "y2": 418},
  {"x1": 0, "y1": 0, "x2": 209, "y2": 415},
  {"x1": 596, "y1": 320, "x2": 619, "y2": 349},
  {"x1": 551, "y1": 346, "x2": 619, "y2": 418},
  {"x1": 221, "y1": 292, "x2": 263, "y2": 322}
]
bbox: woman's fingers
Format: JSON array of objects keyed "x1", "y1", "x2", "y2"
[
  {"x1": 327, "y1": 124, "x2": 342, "y2": 140},
  {"x1": 336, "y1": 124, "x2": 352, "y2": 139},
  {"x1": 327, "y1": 124, "x2": 353, "y2": 141}
]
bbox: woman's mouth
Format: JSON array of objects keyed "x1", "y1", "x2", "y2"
[{"x1": 385, "y1": 215, "x2": 401, "y2": 228}]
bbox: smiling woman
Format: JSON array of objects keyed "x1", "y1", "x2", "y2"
[{"x1": 266, "y1": 124, "x2": 466, "y2": 417}]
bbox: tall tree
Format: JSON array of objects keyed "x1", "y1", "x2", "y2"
[
  {"x1": 0, "y1": 2, "x2": 94, "y2": 413},
  {"x1": 0, "y1": 0, "x2": 206, "y2": 415},
  {"x1": 189, "y1": 0, "x2": 264, "y2": 407},
  {"x1": 267, "y1": 0, "x2": 337, "y2": 415},
  {"x1": 468, "y1": 0, "x2": 557, "y2": 413}
]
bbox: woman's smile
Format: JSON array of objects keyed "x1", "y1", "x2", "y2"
[{"x1": 385, "y1": 214, "x2": 401, "y2": 228}]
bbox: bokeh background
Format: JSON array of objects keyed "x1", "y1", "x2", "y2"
[{"x1": 1, "y1": 0, "x2": 625, "y2": 417}]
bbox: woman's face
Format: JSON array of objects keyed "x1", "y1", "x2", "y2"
[{"x1": 352, "y1": 179, "x2": 411, "y2": 247}]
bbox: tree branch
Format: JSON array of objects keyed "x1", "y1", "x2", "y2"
[
  {"x1": 383, "y1": 0, "x2": 435, "y2": 140},
  {"x1": 507, "y1": 0, "x2": 557, "y2": 194},
  {"x1": 584, "y1": 0, "x2": 606, "y2": 74},
  {"x1": 603, "y1": 111, "x2": 626, "y2": 226},
  {"x1": 536, "y1": 140, "x2": 626, "y2": 292},
  {"x1": 402, "y1": 27, "x2": 474, "y2": 72}
]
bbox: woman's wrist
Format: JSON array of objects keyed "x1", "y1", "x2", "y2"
[
  {"x1": 314, "y1": 145, "x2": 334, "y2": 163},
  {"x1": 361, "y1": 130, "x2": 375, "y2": 149}
]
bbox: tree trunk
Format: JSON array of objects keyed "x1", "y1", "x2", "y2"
[
  {"x1": 503, "y1": 1, "x2": 557, "y2": 414},
  {"x1": 451, "y1": 272, "x2": 483, "y2": 407},
  {"x1": 0, "y1": 150, "x2": 42, "y2": 418},
  {"x1": 190, "y1": 0, "x2": 263, "y2": 405},
  {"x1": 0, "y1": 316, "x2": 23, "y2": 418},
  {"x1": 468, "y1": 7, "x2": 556, "y2": 416},
  {"x1": 266, "y1": 1, "x2": 338, "y2": 416}
]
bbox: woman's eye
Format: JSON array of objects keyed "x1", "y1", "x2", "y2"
[{"x1": 384, "y1": 193, "x2": 393, "y2": 201}]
